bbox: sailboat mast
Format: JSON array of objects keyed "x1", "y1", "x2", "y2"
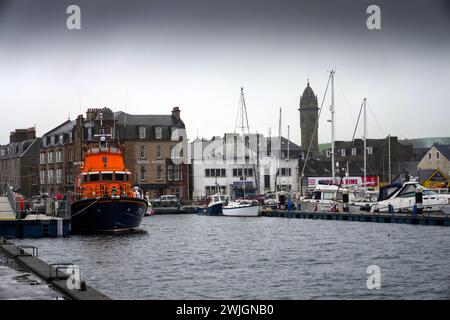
[
  {"x1": 330, "y1": 70, "x2": 336, "y2": 184},
  {"x1": 287, "y1": 125, "x2": 290, "y2": 161},
  {"x1": 363, "y1": 98, "x2": 367, "y2": 194},
  {"x1": 388, "y1": 134, "x2": 391, "y2": 184}
]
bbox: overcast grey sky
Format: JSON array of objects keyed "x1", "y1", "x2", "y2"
[{"x1": 0, "y1": 0, "x2": 449, "y2": 146}]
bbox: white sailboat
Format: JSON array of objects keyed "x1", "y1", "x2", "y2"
[{"x1": 223, "y1": 87, "x2": 260, "y2": 217}]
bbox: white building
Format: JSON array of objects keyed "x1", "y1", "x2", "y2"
[{"x1": 190, "y1": 133, "x2": 301, "y2": 198}]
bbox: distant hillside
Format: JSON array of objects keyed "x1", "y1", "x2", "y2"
[
  {"x1": 319, "y1": 137, "x2": 450, "y2": 151},
  {"x1": 399, "y1": 137, "x2": 450, "y2": 149}
]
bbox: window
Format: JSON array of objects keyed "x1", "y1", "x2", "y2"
[
  {"x1": 56, "y1": 169, "x2": 62, "y2": 184},
  {"x1": 59, "y1": 134, "x2": 64, "y2": 143},
  {"x1": 171, "y1": 127, "x2": 178, "y2": 141},
  {"x1": 115, "y1": 173, "x2": 125, "y2": 181},
  {"x1": 139, "y1": 127, "x2": 146, "y2": 139},
  {"x1": 155, "y1": 127, "x2": 162, "y2": 139},
  {"x1": 205, "y1": 186, "x2": 226, "y2": 196},
  {"x1": 47, "y1": 152, "x2": 53, "y2": 164},
  {"x1": 140, "y1": 145, "x2": 145, "y2": 158},
  {"x1": 367, "y1": 147, "x2": 373, "y2": 155},
  {"x1": 156, "y1": 145, "x2": 162, "y2": 159},
  {"x1": 437, "y1": 152, "x2": 440, "y2": 159},
  {"x1": 205, "y1": 169, "x2": 210, "y2": 177},
  {"x1": 279, "y1": 168, "x2": 291, "y2": 176},
  {"x1": 40, "y1": 153, "x2": 46, "y2": 164},
  {"x1": 174, "y1": 165, "x2": 181, "y2": 181},
  {"x1": 326, "y1": 150, "x2": 331, "y2": 158},
  {"x1": 351, "y1": 148, "x2": 357, "y2": 156},
  {"x1": 140, "y1": 165, "x2": 146, "y2": 181},
  {"x1": 398, "y1": 184, "x2": 416, "y2": 198},
  {"x1": 102, "y1": 172, "x2": 113, "y2": 181},
  {"x1": 233, "y1": 168, "x2": 244, "y2": 177},
  {"x1": 40, "y1": 171, "x2": 46, "y2": 185},
  {"x1": 47, "y1": 170, "x2": 53, "y2": 183},
  {"x1": 88, "y1": 128, "x2": 92, "y2": 141},
  {"x1": 341, "y1": 149, "x2": 346, "y2": 157},
  {"x1": 168, "y1": 165, "x2": 174, "y2": 181},
  {"x1": 157, "y1": 165, "x2": 163, "y2": 180},
  {"x1": 89, "y1": 173, "x2": 100, "y2": 182},
  {"x1": 428, "y1": 153, "x2": 431, "y2": 159},
  {"x1": 55, "y1": 151, "x2": 63, "y2": 163},
  {"x1": 50, "y1": 136, "x2": 55, "y2": 145},
  {"x1": 169, "y1": 145, "x2": 174, "y2": 158}
]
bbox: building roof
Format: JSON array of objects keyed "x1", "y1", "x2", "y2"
[
  {"x1": 115, "y1": 111, "x2": 185, "y2": 128},
  {"x1": 0, "y1": 138, "x2": 41, "y2": 159},
  {"x1": 433, "y1": 144, "x2": 450, "y2": 161},
  {"x1": 299, "y1": 82, "x2": 318, "y2": 109},
  {"x1": 42, "y1": 120, "x2": 76, "y2": 137}
]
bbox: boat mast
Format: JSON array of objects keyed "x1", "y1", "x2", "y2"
[
  {"x1": 277, "y1": 107, "x2": 282, "y2": 191},
  {"x1": 363, "y1": 98, "x2": 367, "y2": 195},
  {"x1": 330, "y1": 70, "x2": 336, "y2": 184},
  {"x1": 388, "y1": 134, "x2": 391, "y2": 184}
]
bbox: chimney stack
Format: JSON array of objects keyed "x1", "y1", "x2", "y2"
[{"x1": 172, "y1": 106, "x2": 181, "y2": 120}]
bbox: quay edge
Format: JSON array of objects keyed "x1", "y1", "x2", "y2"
[
  {"x1": 260, "y1": 210, "x2": 450, "y2": 227},
  {"x1": 0, "y1": 238, "x2": 110, "y2": 300}
]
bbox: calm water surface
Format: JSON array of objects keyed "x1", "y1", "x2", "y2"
[{"x1": 16, "y1": 215, "x2": 450, "y2": 299}]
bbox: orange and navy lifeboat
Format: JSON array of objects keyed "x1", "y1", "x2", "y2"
[{"x1": 70, "y1": 137, "x2": 147, "y2": 234}]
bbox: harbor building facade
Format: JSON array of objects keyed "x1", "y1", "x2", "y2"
[
  {"x1": 417, "y1": 144, "x2": 450, "y2": 188},
  {"x1": 39, "y1": 107, "x2": 188, "y2": 199},
  {"x1": 320, "y1": 136, "x2": 414, "y2": 185},
  {"x1": 190, "y1": 133, "x2": 301, "y2": 198},
  {"x1": 0, "y1": 128, "x2": 41, "y2": 197},
  {"x1": 114, "y1": 107, "x2": 188, "y2": 200},
  {"x1": 39, "y1": 108, "x2": 116, "y2": 195}
]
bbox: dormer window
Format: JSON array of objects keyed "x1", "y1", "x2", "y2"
[
  {"x1": 59, "y1": 134, "x2": 64, "y2": 143},
  {"x1": 171, "y1": 127, "x2": 177, "y2": 141},
  {"x1": 139, "y1": 127, "x2": 146, "y2": 139},
  {"x1": 50, "y1": 136, "x2": 55, "y2": 145},
  {"x1": 351, "y1": 148, "x2": 356, "y2": 156},
  {"x1": 155, "y1": 127, "x2": 162, "y2": 139}
]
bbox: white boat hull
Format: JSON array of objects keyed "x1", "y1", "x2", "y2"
[{"x1": 222, "y1": 205, "x2": 260, "y2": 217}]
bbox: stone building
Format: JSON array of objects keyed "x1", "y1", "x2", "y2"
[
  {"x1": 39, "y1": 108, "x2": 117, "y2": 195},
  {"x1": 321, "y1": 136, "x2": 414, "y2": 184},
  {"x1": 190, "y1": 133, "x2": 301, "y2": 198},
  {"x1": 114, "y1": 107, "x2": 188, "y2": 199},
  {"x1": 299, "y1": 81, "x2": 319, "y2": 154},
  {"x1": 0, "y1": 128, "x2": 41, "y2": 197},
  {"x1": 39, "y1": 107, "x2": 188, "y2": 199}
]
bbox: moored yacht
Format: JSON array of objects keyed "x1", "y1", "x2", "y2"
[
  {"x1": 370, "y1": 181, "x2": 450, "y2": 214},
  {"x1": 223, "y1": 199, "x2": 260, "y2": 217}
]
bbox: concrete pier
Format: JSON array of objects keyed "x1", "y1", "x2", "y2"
[
  {"x1": 0, "y1": 196, "x2": 70, "y2": 238},
  {"x1": 261, "y1": 209, "x2": 450, "y2": 227},
  {"x1": 0, "y1": 238, "x2": 110, "y2": 300}
]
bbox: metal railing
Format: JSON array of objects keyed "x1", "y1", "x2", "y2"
[{"x1": 4, "y1": 184, "x2": 19, "y2": 219}]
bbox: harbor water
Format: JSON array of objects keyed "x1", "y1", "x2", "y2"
[{"x1": 15, "y1": 215, "x2": 450, "y2": 299}]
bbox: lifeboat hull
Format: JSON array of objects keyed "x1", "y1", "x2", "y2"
[{"x1": 70, "y1": 197, "x2": 148, "y2": 234}]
